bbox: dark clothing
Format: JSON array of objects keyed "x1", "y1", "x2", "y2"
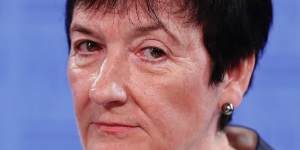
[
  {"x1": 225, "y1": 125, "x2": 273, "y2": 150},
  {"x1": 256, "y1": 134, "x2": 273, "y2": 150}
]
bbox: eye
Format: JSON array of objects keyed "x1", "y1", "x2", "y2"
[
  {"x1": 75, "y1": 40, "x2": 101, "y2": 54},
  {"x1": 141, "y1": 47, "x2": 167, "y2": 60},
  {"x1": 72, "y1": 40, "x2": 103, "y2": 66}
]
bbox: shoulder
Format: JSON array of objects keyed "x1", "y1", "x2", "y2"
[{"x1": 224, "y1": 125, "x2": 273, "y2": 150}]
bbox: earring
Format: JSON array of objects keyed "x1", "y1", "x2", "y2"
[{"x1": 222, "y1": 103, "x2": 234, "y2": 115}]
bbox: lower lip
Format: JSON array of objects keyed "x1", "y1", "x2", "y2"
[{"x1": 94, "y1": 123, "x2": 138, "y2": 134}]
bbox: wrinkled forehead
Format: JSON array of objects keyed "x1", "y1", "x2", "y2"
[
  {"x1": 72, "y1": 0, "x2": 190, "y2": 26},
  {"x1": 74, "y1": 0, "x2": 185, "y2": 14}
]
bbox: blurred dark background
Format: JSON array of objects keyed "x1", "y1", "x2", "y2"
[{"x1": 0, "y1": 0, "x2": 299, "y2": 149}]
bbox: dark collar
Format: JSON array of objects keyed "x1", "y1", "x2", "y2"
[{"x1": 224, "y1": 125, "x2": 273, "y2": 150}]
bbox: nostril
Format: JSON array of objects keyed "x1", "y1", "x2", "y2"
[{"x1": 103, "y1": 100, "x2": 127, "y2": 110}]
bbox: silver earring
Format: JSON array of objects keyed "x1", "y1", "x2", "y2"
[{"x1": 222, "y1": 103, "x2": 234, "y2": 115}]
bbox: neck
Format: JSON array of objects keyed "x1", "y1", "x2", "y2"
[
  {"x1": 190, "y1": 130, "x2": 234, "y2": 150},
  {"x1": 187, "y1": 113, "x2": 235, "y2": 150}
]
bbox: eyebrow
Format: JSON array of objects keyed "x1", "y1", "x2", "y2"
[
  {"x1": 132, "y1": 22, "x2": 180, "y2": 44},
  {"x1": 70, "y1": 22, "x2": 179, "y2": 44},
  {"x1": 70, "y1": 24, "x2": 103, "y2": 39}
]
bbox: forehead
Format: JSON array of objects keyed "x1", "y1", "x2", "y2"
[
  {"x1": 73, "y1": 0, "x2": 184, "y2": 14},
  {"x1": 70, "y1": 0, "x2": 203, "y2": 49},
  {"x1": 72, "y1": 0, "x2": 189, "y2": 27}
]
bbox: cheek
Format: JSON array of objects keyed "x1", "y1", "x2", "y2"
[
  {"x1": 158, "y1": 70, "x2": 212, "y2": 126},
  {"x1": 68, "y1": 60, "x2": 96, "y2": 137},
  {"x1": 68, "y1": 57, "x2": 99, "y2": 109},
  {"x1": 68, "y1": 68, "x2": 91, "y2": 112},
  {"x1": 130, "y1": 63, "x2": 216, "y2": 147}
]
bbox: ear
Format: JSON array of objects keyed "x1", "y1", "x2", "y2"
[{"x1": 218, "y1": 54, "x2": 256, "y2": 108}]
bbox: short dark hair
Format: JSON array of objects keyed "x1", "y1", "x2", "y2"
[{"x1": 65, "y1": 0, "x2": 273, "y2": 130}]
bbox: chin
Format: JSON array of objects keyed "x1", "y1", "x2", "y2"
[
  {"x1": 85, "y1": 140, "x2": 153, "y2": 150},
  {"x1": 83, "y1": 126, "x2": 154, "y2": 150}
]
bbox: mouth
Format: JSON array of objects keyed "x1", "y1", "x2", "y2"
[{"x1": 93, "y1": 121, "x2": 140, "y2": 135}]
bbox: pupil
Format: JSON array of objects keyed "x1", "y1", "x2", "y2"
[
  {"x1": 150, "y1": 48, "x2": 164, "y2": 58},
  {"x1": 87, "y1": 42, "x2": 95, "y2": 50}
]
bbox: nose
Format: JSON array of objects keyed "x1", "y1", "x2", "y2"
[{"x1": 89, "y1": 59, "x2": 128, "y2": 108}]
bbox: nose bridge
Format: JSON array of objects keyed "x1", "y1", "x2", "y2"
[
  {"x1": 94, "y1": 56, "x2": 122, "y2": 85},
  {"x1": 89, "y1": 54, "x2": 128, "y2": 106}
]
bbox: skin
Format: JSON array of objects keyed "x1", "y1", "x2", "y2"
[{"x1": 67, "y1": 3, "x2": 255, "y2": 150}]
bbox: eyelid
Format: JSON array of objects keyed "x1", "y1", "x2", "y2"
[
  {"x1": 142, "y1": 47, "x2": 167, "y2": 59},
  {"x1": 135, "y1": 44, "x2": 169, "y2": 64},
  {"x1": 72, "y1": 39, "x2": 103, "y2": 53},
  {"x1": 134, "y1": 39, "x2": 172, "y2": 55}
]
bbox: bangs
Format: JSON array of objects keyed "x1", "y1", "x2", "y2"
[{"x1": 73, "y1": 0, "x2": 192, "y2": 22}]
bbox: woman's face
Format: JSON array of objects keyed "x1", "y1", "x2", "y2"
[{"x1": 68, "y1": 6, "x2": 225, "y2": 150}]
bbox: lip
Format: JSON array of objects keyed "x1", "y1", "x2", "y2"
[{"x1": 93, "y1": 121, "x2": 139, "y2": 135}]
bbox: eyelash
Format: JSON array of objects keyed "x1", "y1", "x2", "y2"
[
  {"x1": 74, "y1": 40, "x2": 102, "y2": 54},
  {"x1": 137, "y1": 46, "x2": 167, "y2": 63},
  {"x1": 72, "y1": 39, "x2": 169, "y2": 64}
]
